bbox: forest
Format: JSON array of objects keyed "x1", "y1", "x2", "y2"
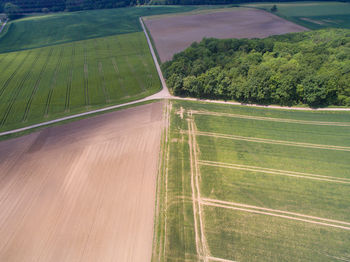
[{"x1": 162, "y1": 29, "x2": 350, "y2": 107}]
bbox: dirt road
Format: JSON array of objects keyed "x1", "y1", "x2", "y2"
[
  {"x1": 0, "y1": 102, "x2": 164, "y2": 262},
  {"x1": 0, "y1": 19, "x2": 7, "y2": 34}
]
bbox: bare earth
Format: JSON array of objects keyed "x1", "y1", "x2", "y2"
[
  {"x1": 144, "y1": 8, "x2": 307, "y2": 62},
  {"x1": 0, "y1": 102, "x2": 163, "y2": 262}
]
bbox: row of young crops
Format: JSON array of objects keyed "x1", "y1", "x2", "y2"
[
  {"x1": 154, "y1": 100, "x2": 350, "y2": 262},
  {"x1": 0, "y1": 32, "x2": 160, "y2": 131}
]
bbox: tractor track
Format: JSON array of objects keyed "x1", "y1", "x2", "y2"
[{"x1": 22, "y1": 48, "x2": 54, "y2": 122}]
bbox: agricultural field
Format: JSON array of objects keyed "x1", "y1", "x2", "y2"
[
  {"x1": 144, "y1": 8, "x2": 306, "y2": 62},
  {"x1": 0, "y1": 5, "x2": 235, "y2": 133},
  {"x1": 0, "y1": 102, "x2": 164, "y2": 261},
  {"x1": 0, "y1": 6, "x2": 199, "y2": 53},
  {"x1": 244, "y1": 1, "x2": 350, "y2": 29},
  {"x1": 154, "y1": 100, "x2": 350, "y2": 261},
  {"x1": 0, "y1": 31, "x2": 161, "y2": 131}
]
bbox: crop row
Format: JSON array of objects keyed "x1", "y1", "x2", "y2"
[{"x1": 0, "y1": 32, "x2": 161, "y2": 131}]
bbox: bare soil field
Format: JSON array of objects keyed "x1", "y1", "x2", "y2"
[
  {"x1": 144, "y1": 8, "x2": 307, "y2": 62},
  {"x1": 0, "y1": 102, "x2": 164, "y2": 262}
]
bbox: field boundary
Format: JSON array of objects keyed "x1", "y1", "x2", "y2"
[
  {"x1": 179, "y1": 97, "x2": 350, "y2": 111},
  {"x1": 198, "y1": 160, "x2": 350, "y2": 184},
  {"x1": 152, "y1": 100, "x2": 170, "y2": 262}
]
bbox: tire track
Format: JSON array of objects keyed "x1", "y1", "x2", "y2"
[
  {"x1": 98, "y1": 62, "x2": 109, "y2": 102},
  {"x1": 1, "y1": 51, "x2": 41, "y2": 127},
  {"x1": 22, "y1": 48, "x2": 54, "y2": 121},
  {"x1": 65, "y1": 45, "x2": 75, "y2": 111},
  {"x1": 161, "y1": 101, "x2": 171, "y2": 260},
  {"x1": 191, "y1": 120, "x2": 210, "y2": 260},
  {"x1": 188, "y1": 117, "x2": 210, "y2": 261},
  {"x1": 0, "y1": 52, "x2": 28, "y2": 98},
  {"x1": 106, "y1": 39, "x2": 127, "y2": 97},
  {"x1": 125, "y1": 56, "x2": 146, "y2": 91},
  {"x1": 207, "y1": 256, "x2": 237, "y2": 262},
  {"x1": 94, "y1": 39, "x2": 109, "y2": 102},
  {"x1": 0, "y1": 53, "x2": 9, "y2": 68},
  {"x1": 188, "y1": 119, "x2": 202, "y2": 260},
  {"x1": 83, "y1": 46, "x2": 89, "y2": 106},
  {"x1": 138, "y1": 54, "x2": 153, "y2": 90},
  {"x1": 198, "y1": 160, "x2": 350, "y2": 184},
  {"x1": 44, "y1": 46, "x2": 64, "y2": 116},
  {"x1": 196, "y1": 131, "x2": 350, "y2": 152},
  {"x1": 201, "y1": 198, "x2": 350, "y2": 230},
  {"x1": 190, "y1": 110, "x2": 350, "y2": 127}
]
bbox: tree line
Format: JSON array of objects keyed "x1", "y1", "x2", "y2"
[
  {"x1": 0, "y1": 0, "x2": 138, "y2": 17},
  {"x1": 162, "y1": 29, "x2": 350, "y2": 107},
  {"x1": 1, "y1": 0, "x2": 349, "y2": 18}
]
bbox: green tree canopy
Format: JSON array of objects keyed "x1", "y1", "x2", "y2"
[{"x1": 162, "y1": 29, "x2": 350, "y2": 107}]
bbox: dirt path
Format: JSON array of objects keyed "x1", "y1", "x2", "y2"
[
  {"x1": 202, "y1": 198, "x2": 350, "y2": 227},
  {"x1": 196, "y1": 131, "x2": 350, "y2": 152},
  {"x1": 190, "y1": 110, "x2": 350, "y2": 127},
  {"x1": 0, "y1": 19, "x2": 7, "y2": 34},
  {"x1": 0, "y1": 102, "x2": 163, "y2": 262},
  {"x1": 200, "y1": 198, "x2": 350, "y2": 230},
  {"x1": 188, "y1": 117, "x2": 211, "y2": 261},
  {"x1": 198, "y1": 160, "x2": 350, "y2": 184},
  {"x1": 207, "y1": 256, "x2": 237, "y2": 262},
  {"x1": 187, "y1": 119, "x2": 202, "y2": 259}
]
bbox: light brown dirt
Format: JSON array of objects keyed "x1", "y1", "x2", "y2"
[
  {"x1": 0, "y1": 102, "x2": 164, "y2": 262},
  {"x1": 144, "y1": 8, "x2": 307, "y2": 62}
]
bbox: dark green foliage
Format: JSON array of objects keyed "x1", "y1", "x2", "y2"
[
  {"x1": 4, "y1": 2, "x2": 21, "y2": 19},
  {"x1": 0, "y1": 0, "x2": 348, "y2": 16},
  {"x1": 271, "y1": 4, "x2": 277, "y2": 12},
  {"x1": 162, "y1": 29, "x2": 350, "y2": 107}
]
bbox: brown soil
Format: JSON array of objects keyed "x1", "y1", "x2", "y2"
[
  {"x1": 144, "y1": 8, "x2": 307, "y2": 62},
  {"x1": 0, "y1": 102, "x2": 164, "y2": 262}
]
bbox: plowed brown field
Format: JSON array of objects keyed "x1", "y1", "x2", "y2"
[
  {"x1": 144, "y1": 8, "x2": 307, "y2": 62},
  {"x1": 0, "y1": 102, "x2": 164, "y2": 262}
]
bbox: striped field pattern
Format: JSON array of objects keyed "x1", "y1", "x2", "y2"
[{"x1": 0, "y1": 32, "x2": 160, "y2": 131}]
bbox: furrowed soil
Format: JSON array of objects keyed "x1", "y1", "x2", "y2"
[
  {"x1": 144, "y1": 8, "x2": 307, "y2": 62},
  {"x1": 0, "y1": 102, "x2": 163, "y2": 262}
]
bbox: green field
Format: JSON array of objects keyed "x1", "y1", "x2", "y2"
[
  {"x1": 0, "y1": 6, "x2": 201, "y2": 53},
  {"x1": 154, "y1": 100, "x2": 350, "y2": 261},
  {"x1": 244, "y1": 1, "x2": 350, "y2": 29},
  {"x1": 0, "y1": 32, "x2": 161, "y2": 131}
]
